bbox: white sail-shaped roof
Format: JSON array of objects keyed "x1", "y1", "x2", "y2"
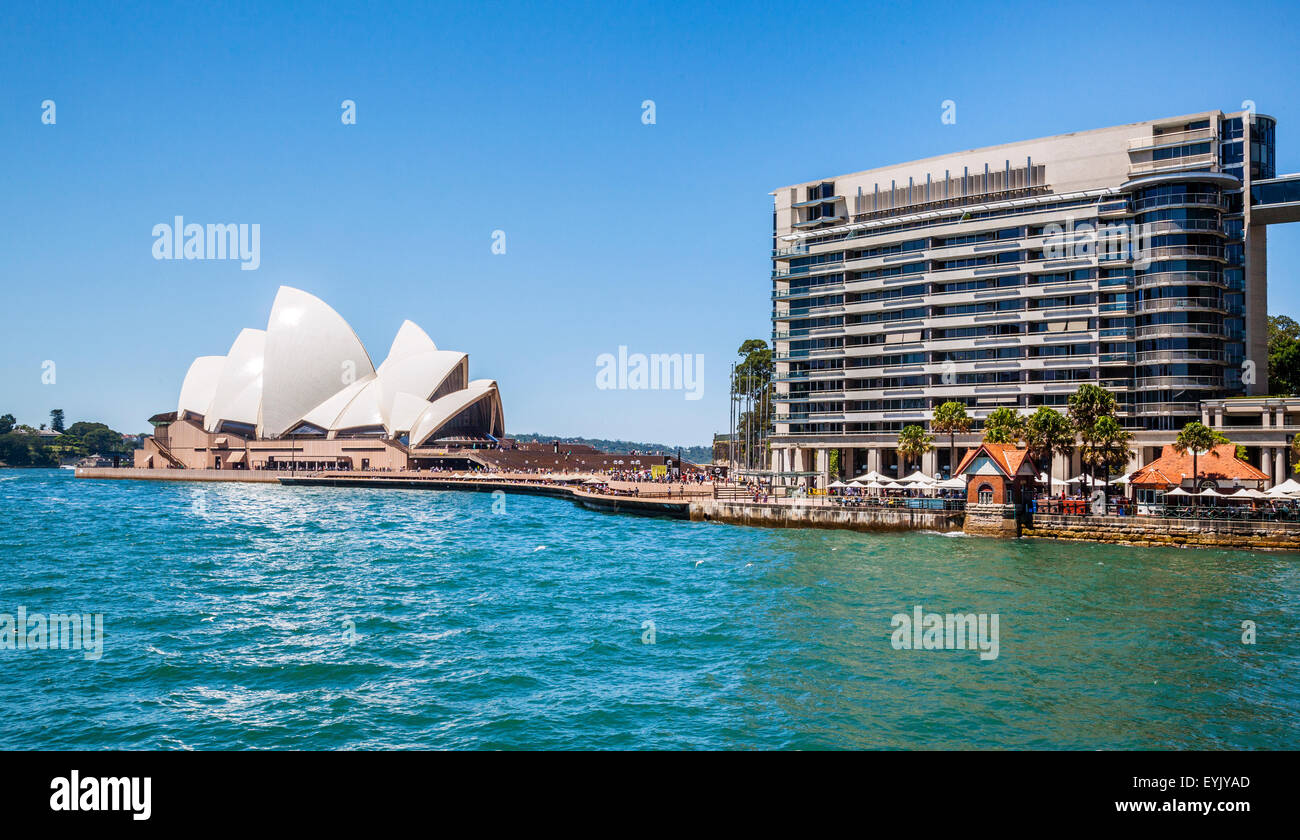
[
  {"x1": 409, "y1": 379, "x2": 503, "y2": 446},
  {"x1": 177, "y1": 356, "x2": 226, "y2": 419},
  {"x1": 381, "y1": 319, "x2": 438, "y2": 363},
  {"x1": 259, "y1": 286, "x2": 376, "y2": 437},
  {"x1": 296, "y1": 375, "x2": 375, "y2": 432},
  {"x1": 170, "y1": 287, "x2": 504, "y2": 444},
  {"x1": 204, "y1": 328, "x2": 265, "y2": 431},
  {"x1": 376, "y1": 351, "x2": 466, "y2": 424}
]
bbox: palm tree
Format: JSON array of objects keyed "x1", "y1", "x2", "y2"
[
  {"x1": 1173, "y1": 421, "x2": 1230, "y2": 505},
  {"x1": 931, "y1": 401, "x2": 970, "y2": 478},
  {"x1": 897, "y1": 424, "x2": 934, "y2": 474},
  {"x1": 1067, "y1": 383, "x2": 1117, "y2": 435},
  {"x1": 982, "y1": 407, "x2": 1024, "y2": 445},
  {"x1": 1025, "y1": 406, "x2": 1074, "y2": 488},
  {"x1": 1080, "y1": 416, "x2": 1133, "y2": 497}
]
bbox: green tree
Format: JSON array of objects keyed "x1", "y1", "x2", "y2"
[
  {"x1": 1268, "y1": 315, "x2": 1300, "y2": 395},
  {"x1": 1079, "y1": 416, "x2": 1133, "y2": 491},
  {"x1": 897, "y1": 425, "x2": 933, "y2": 473},
  {"x1": 982, "y1": 407, "x2": 1024, "y2": 444},
  {"x1": 0, "y1": 414, "x2": 14, "y2": 435},
  {"x1": 1024, "y1": 406, "x2": 1074, "y2": 486},
  {"x1": 49, "y1": 409, "x2": 65, "y2": 433},
  {"x1": 1174, "y1": 421, "x2": 1230, "y2": 503},
  {"x1": 931, "y1": 401, "x2": 970, "y2": 478},
  {"x1": 730, "y1": 340, "x2": 774, "y2": 469},
  {"x1": 1067, "y1": 384, "x2": 1117, "y2": 434}
]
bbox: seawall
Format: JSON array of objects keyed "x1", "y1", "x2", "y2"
[
  {"x1": 75, "y1": 467, "x2": 281, "y2": 483},
  {"x1": 1024, "y1": 513, "x2": 1300, "y2": 552},
  {"x1": 689, "y1": 500, "x2": 964, "y2": 533}
]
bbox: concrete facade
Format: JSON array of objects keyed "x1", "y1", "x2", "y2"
[{"x1": 770, "y1": 109, "x2": 1298, "y2": 489}]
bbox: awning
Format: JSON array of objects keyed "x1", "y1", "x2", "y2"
[
  {"x1": 214, "y1": 437, "x2": 229, "y2": 447},
  {"x1": 226, "y1": 450, "x2": 246, "y2": 464}
]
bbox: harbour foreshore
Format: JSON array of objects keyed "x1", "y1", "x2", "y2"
[{"x1": 73, "y1": 468, "x2": 1300, "y2": 550}]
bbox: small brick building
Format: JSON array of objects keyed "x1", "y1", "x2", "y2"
[{"x1": 956, "y1": 443, "x2": 1038, "y2": 536}]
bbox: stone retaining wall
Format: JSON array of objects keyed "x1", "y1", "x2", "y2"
[
  {"x1": 690, "y1": 500, "x2": 964, "y2": 533},
  {"x1": 1024, "y1": 513, "x2": 1300, "y2": 551},
  {"x1": 75, "y1": 467, "x2": 281, "y2": 483}
]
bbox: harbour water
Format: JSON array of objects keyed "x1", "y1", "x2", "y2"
[{"x1": 1, "y1": 469, "x2": 1297, "y2": 749}]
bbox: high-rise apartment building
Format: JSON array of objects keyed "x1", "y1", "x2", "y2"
[{"x1": 770, "y1": 109, "x2": 1300, "y2": 486}]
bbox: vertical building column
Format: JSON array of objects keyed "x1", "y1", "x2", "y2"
[
  {"x1": 1262, "y1": 409, "x2": 1272, "y2": 428},
  {"x1": 816, "y1": 449, "x2": 829, "y2": 491},
  {"x1": 1276, "y1": 448, "x2": 1286, "y2": 485},
  {"x1": 842, "y1": 448, "x2": 855, "y2": 481},
  {"x1": 1202, "y1": 405, "x2": 1211, "y2": 425},
  {"x1": 921, "y1": 449, "x2": 937, "y2": 478},
  {"x1": 1264, "y1": 447, "x2": 1276, "y2": 484}
]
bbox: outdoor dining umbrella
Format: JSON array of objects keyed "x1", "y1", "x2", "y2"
[{"x1": 1267, "y1": 478, "x2": 1300, "y2": 495}]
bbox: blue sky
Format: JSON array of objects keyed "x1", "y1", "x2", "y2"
[{"x1": 2, "y1": 0, "x2": 1298, "y2": 444}]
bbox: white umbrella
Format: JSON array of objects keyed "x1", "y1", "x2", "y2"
[
  {"x1": 1198, "y1": 487, "x2": 1224, "y2": 497},
  {"x1": 1112, "y1": 470, "x2": 1135, "y2": 484},
  {"x1": 899, "y1": 470, "x2": 931, "y2": 484},
  {"x1": 1069, "y1": 474, "x2": 1109, "y2": 485},
  {"x1": 1268, "y1": 478, "x2": 1300, "y2": 495},
  {"x1": 1233, "y1": 488, "x2": 1268, "y2": 499},
  {"x1": 829, "y1": 480, "x2": 848, "y2": 488},
  {"x1": 1165, "y1": 487, "x2": 1192, "y2": 496},
  {"x1": 1037, "y1": 472, "x2": 1069, "y2": 487},
  {"x1": 938, "y1": 477, "x2": 966, "y2": 489},
  {"x1": 882, "y1": 480, "x2": 905, "y2": 490},
  {"x1": 848, "y1": 480, "x2": 867, "y2": 488},
  {"x1": 852, "y1": 470, "x2": 888, "y2": 483}
]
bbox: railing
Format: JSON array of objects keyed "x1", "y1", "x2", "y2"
[
  {"x1": 1032, "y1": 499, "x2": 1300, "y2": 523},
  {"x1": 1137, "y1": 219, "x2": 1222, "y2": 235},
  {"x1": 1135, "y1": 297, "x2": 1225, "y2": 313},
  {"x1": 1134, "y1": 375, "x2": 1222, "y2": 389},
  {"x1": 1127, "y1": 154, "x2": 1217, "y2": 176},
  {"x1": 1134, "y1": 270, "x2": 1226, "y2": 288},
  {"x1": 1133, "y1": 245, "x2": 1225, "y2": 261},
  {"x1": 831, "y1": 496, "x2": 966, "y2": 511},
  {"x1": 1131, "y1": 192, "x2": 1226, "y2": 212},
  {"x1": 1128, "y1": 126, "x2": 1216, "y2": 151},
  {"x1": 1134, "y1": 322, "x2": 1227, "y2": 338},
  {"x1": 1135, "y1": 349, "x2": 1227, "y2": 364}
]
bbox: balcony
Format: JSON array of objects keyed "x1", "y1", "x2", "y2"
[
  {"x1": 1135, "y1": 297, "x2": 1225, "y2": 314},
  {"x1": 1128, "y1": 153, "x2": 1217, "y2": 176},
  {"x1": 1134, "y1": 375, "x2": 1222, "y2": 389},
  {"x1": 1134, "y1": 270, "x2": 1226, "y2": 289},
  {"x1": 1127, "y1": 126, "x2": 1216, "y2": 152}
]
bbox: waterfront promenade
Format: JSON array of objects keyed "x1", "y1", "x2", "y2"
[{"x1": 72, "y1": 468, "x2": 1300, "y2": 550}]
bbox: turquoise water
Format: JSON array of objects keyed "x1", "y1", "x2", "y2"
[{"x1": 1, "y1": 468, "x2": 1297, "y2": 750}]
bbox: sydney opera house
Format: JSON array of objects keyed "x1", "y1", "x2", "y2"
[{"x1": 136, "y1": 286, "x2": 505, "y2": 472}]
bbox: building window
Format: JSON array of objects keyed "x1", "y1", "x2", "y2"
[{"x1": 977, "y1": 484, "x2": 994, "y2": 504}]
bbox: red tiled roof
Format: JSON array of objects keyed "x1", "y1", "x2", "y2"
[
  {"x1": 955, "y1": 442, "x2": 1037, "y2": 478},
  {"x1": 1129, "y1": 443, "x2": 1269, "y2": 488}
]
